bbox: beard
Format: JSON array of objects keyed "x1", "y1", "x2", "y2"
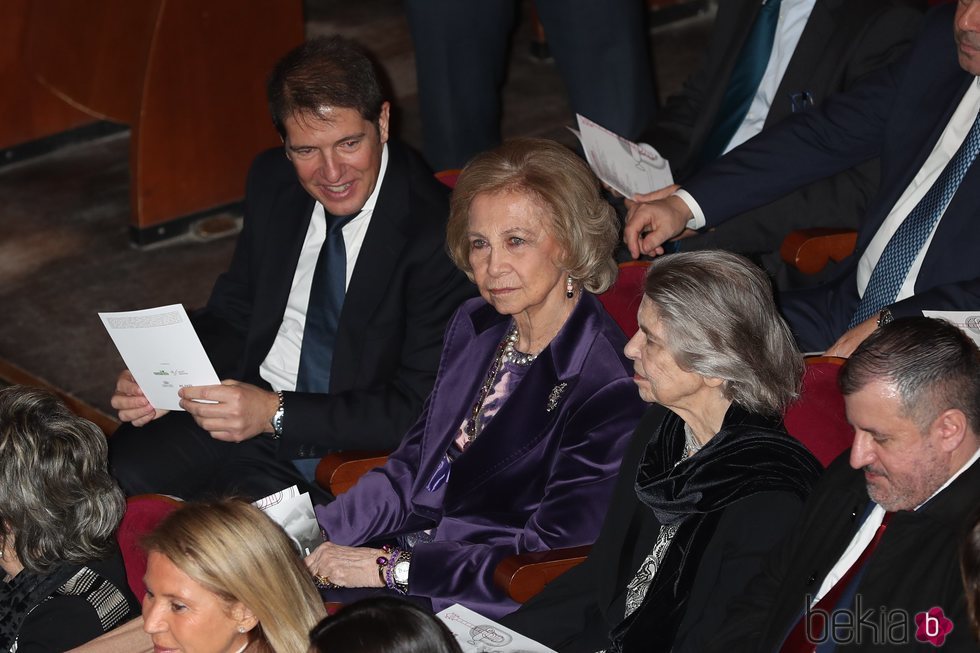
[{"x1": 863, "y1": 445, "x2": 949, "y2": 511}]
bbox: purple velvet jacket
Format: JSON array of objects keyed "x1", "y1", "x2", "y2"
[{"x1": 315, "y1": 293, "x2": 645, "y2": 617}]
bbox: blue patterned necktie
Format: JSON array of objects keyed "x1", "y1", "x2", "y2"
[
  {"x1": 700, "y1": 0, "x2": 782, "y2": 164},
  {"x1": 295, "y1": 211, "x2": 358, "y2": 393},
  {"x1": 849, "y1": 107, "x2": 980, "y2": 327}
]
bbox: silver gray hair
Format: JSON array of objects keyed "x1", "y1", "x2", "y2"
[
  {"x1": 643, "y1": 251, "x2": 803, "y2": 415},
  {"x1": 0, "y1": 386, "x2": 125, "y2": 573}
]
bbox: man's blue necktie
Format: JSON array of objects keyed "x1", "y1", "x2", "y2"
[
  {"x1": 849, "y1": 107, "x2": 980, "y2": 327},
  {"x1": 295, "y1": 211, "x2": 358, "y2": 393},
  {"x1": 700, "y1": 0, "x2": 782, "y2": 164}
]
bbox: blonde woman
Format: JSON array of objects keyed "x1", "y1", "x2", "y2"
[{"x1": 73, "y1": 500, "x2": 325, "y2": 653}]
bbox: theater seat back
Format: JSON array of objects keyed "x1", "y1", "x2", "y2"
[
  {"x1": 598, "y1": 261, "x2": 650, "y2": 336},
  {"x1": 785, "y1": 357, "x2": 853, "y2": 467},
  {"x1": 116, "y1": 494, "x2": 181, "y2": 602}
]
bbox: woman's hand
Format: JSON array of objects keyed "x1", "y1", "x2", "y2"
[{"x1": 305, "y1": 542, "x2": 386, "y2": 588}]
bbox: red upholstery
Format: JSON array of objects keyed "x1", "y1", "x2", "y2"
[
  {"x1": 435, "y1": 169, "x2": 461, "y2": 189},
  {"x1": 784, "y1": 357, "x2": 853, "y2": 467},
  {"x1": 598, "y1": 261, "x2": 650, "y2": 336},
  {"x1": 116, "y1": 494, "x2": 181, "y2": 602}
]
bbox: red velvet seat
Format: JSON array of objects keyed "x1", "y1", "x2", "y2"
[
  {"x1": 784, "y1": 356, "x2": 853, "y2": 467},
  {"x1": 116, "y1": 494, "x2": 182, "y2": 602},
  {"x1": 598, "y1": 261, "x2": 651, "y2": 336}
]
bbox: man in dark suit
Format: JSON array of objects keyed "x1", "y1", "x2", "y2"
[
  {"x1": 645, "y1": 0, "x2": 923, "y2": 272},
  {"x1": 108, "y1": 36, "x2": 473, "y2": 501},
  {"x1": 625, "y1": 2, "x2": 980, "y2": 356},
  {"x1": 404, "y1": 0, "x2": 657, "y2": 171},
  {"x1": 705, "y1": 317, "x2": 980, "y2": 652}
]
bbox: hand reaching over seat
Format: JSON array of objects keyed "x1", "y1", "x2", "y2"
[
  {"x1": 623, "y1": 186, "x2": 692, "y2": 258},
  {"x1": 824, "y1": 315, "x2": 879, "y2": 358}
]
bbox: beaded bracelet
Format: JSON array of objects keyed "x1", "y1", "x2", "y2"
[
  {"x1": 375, "y1": 545, "x2": 411, "y2": 595},
  {"x1": 376, "y1": 545, "x2": 393, "y2": 586}
]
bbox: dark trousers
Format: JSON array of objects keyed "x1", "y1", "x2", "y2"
[
  {"x1": 108, "y1": 412, "x2": 332, "y2": 504},
  {"x1": 778, "y1": 274, "x2": 858, "y2": 353},
  {"x1": 405, "y1": 0, "x2": 658, "y2": 170}
]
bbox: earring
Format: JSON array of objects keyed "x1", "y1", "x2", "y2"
[
  {"x1": 566, "y1": 275, "x2": 574, "y2": 299},
  {"x1": 238, "y1": 626, "x2": 246, "y2": 634}
]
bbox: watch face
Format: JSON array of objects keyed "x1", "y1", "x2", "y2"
[{"x1": 394, "y1": 560, "x2": 410, "y2": 583}]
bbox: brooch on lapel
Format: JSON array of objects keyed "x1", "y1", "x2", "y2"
[{"x1": 546, "y1": 382, "x2": 568, "y2": 412}]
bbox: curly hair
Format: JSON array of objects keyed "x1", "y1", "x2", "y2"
[
  {"x1": 143, "y1": 500, "x2": 326, "y2": 653},
  {"x1": 0, "y1": 385, "x2": 125, "y2": 573},
  {"x1": 446, "y1": 138, "x2": 619, "y2": 293},
  {"x1": 642, "y1": 251, "x2": 803, "y2": 415}
]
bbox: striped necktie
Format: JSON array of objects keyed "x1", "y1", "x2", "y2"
[{"x1": 849, "y1": 107, "x2": 980, "y2": 327}]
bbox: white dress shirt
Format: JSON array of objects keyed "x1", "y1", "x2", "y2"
[
  {"x1": 724, "y1": 0, "x2": 817, "y2": 154},
  {"x1": 677, "y1": 0, "x2": 816, "y2": 229},
  {"x1": 258, "y1": 143, "x2": 390, "y2": 392}
]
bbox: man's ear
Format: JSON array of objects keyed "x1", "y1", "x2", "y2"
[
  {"x1": 930, "y1": 408, "x2": 968, "y2": 454},
  {"x1": 377, "y1": 101, "x2": 391, "y2": 144}
]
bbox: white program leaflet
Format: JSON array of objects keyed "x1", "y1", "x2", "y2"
[
  {"x1": 99, "y1": 304, "x2": 219, "y2": 411},
  {"x1": 922, "y1": 310, "x2": 980, "y2": 348},
  {"x1": 253, "y1": 486, "x2": 324, "y2": 557},
  {"x1": 437, "y1": 604, "x2": 557, "y2": 653},
  {"x1": 572, "y1": 113, "x2": 673, "y2": 197}
]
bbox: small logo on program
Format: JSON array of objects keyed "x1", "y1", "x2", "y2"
[{"x1": 914, "y1": 607, "x2": 954, "y2": 647}]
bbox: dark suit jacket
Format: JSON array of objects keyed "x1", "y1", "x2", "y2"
[
  {"x1": 706, "y1": 453, "x2": 980, "y2": 652},
  {"x1": 501, "y1": 404, "x2": 820, "y2": 653},
  {"x1": 685, "y1": 4, "x2": 980, "y2": 344},
  {"x1": 315, "y1": 294, "x2": 647, "y2": 619},
  {"x1": 192, "y1": 141, "x2": 474, "y2": 457},
  {"x1": 651, "y1": 0, "x2": 923, "y2": 255}
]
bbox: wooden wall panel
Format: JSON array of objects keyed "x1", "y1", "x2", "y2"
[
  {"x1": 133, "y1": 0, "x2": 303, "y2": 228},
  {"x1": 0, "y1": 0, "x2": 95, "y2": 149},
  {"x1": 13, "y1": 0, "x2": 303, "y2": 239},
  {"x1": 24, "y1": 0, "x2": 161, "y2": 123}
]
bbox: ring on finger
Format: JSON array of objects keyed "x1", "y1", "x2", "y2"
[{"x1": 314, "y1": 574, "x2": 333, "y2": 588}]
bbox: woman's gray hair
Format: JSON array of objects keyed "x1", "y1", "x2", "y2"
[
  {"x1": 0, "y1": 385, "x2": 125, "y2": 574},
  {"x1": 446, "y1": 138, "x2": 619, "y2": 293},
  {"x1": 643, "y1": 251, "x2": 803, "y2": 415}
]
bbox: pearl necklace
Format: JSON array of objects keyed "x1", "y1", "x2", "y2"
[
  {"x1": 502, "y1": 322, "x2": 537, "y2": 366},
  {"x1": 463, "y1": 322, "x2": 535, "y2": 443}
]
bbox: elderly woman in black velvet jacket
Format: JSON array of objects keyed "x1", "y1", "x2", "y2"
[
  {"x1": 502, "y1": 251, "x2": 823, "y2": 653},
  {"x1": 0, "y1": 386, "x2": 138, "y2": 653}
]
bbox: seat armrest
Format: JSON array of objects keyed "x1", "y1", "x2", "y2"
[
  {"x1": 315, "y1": 451, "x2": 390, "y2": 495},
  {"x1": 493, "y1": 545, "x2": 592, "y2": 603},
  {"x1": 780, "y1": 228, "x2": 858, "y2": 275}
]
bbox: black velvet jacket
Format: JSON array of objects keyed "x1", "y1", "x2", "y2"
[
  {"x1": 611, "y1": 406, "x2": 822, "y2": 652},
  {"x1": 502, "y1": 403, "x2": 823, "y2": 653}
]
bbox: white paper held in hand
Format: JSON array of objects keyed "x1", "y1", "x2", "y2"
[
  {"x1": 99, "y1": 304, "x2": 220, "y2": 411},
  {"x1": 571, "y1": 113, "x2": 673, "y2": 197}
]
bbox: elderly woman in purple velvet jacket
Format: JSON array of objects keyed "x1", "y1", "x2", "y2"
[{"x1": 304, "y1": 137, "x2": 646, "y2": 618}]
